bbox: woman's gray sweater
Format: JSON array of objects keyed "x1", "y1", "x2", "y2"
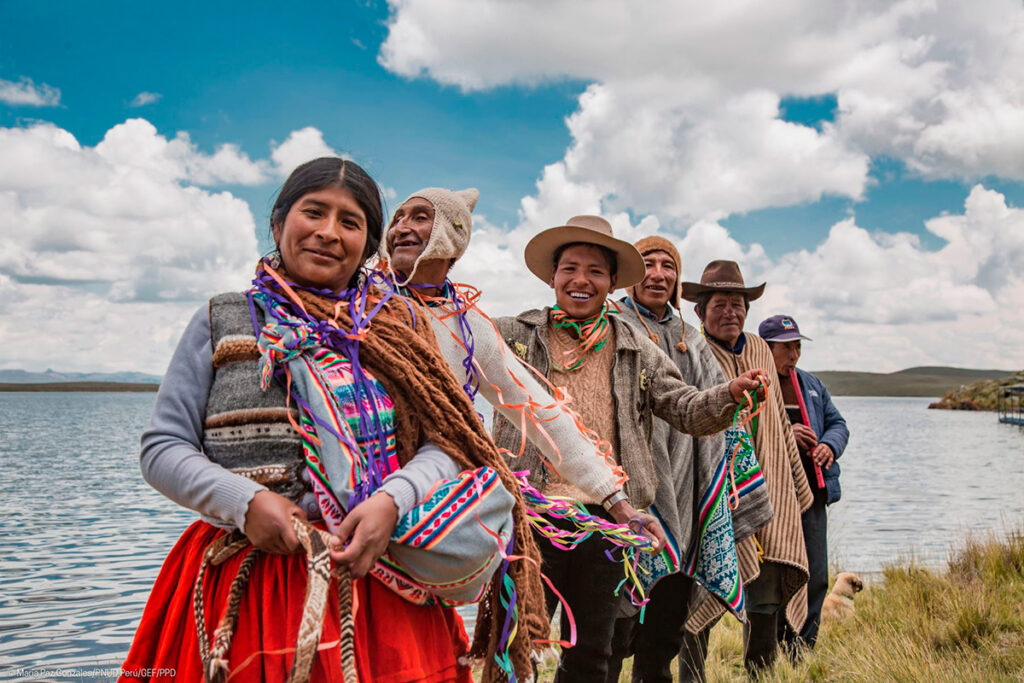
[{"x1": 140, "y1": 305, "x2": 459, "y2": 532}]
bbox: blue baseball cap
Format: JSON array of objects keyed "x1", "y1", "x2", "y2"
[{"x1": 758, "y1": 314, "x2": 812, "y2": 342}]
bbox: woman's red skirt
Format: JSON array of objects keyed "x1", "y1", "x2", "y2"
[{"x1": 121, "y1": 521, "x2": 472, "y2": 683}]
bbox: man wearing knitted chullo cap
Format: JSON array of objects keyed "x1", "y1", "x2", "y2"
[
  {"x1": 492, "y1": 217, "x2": 769, "y2": 682},
  {"x1": 381, "y1": 188, "x2": 665, "y2": 547},
  {"x1": 609, "y1": 237, "x2": 774, "y2": 682}
]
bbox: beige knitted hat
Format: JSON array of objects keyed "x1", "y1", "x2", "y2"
[{"x1": 384, "y1": 187, "x2": 479, "y2": 285}]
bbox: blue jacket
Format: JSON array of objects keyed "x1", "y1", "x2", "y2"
[{"x1": 795, "y1": 367, "x2": 850, "y2": 505}]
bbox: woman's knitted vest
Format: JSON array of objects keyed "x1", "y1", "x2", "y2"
[{"x1": 202, "y1": 292, "x2": 309, "y2": 502}]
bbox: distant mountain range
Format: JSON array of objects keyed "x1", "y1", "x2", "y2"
[
  {"x1": 809, "y1": 366, "x2": 1016, "y2": 397},
  {"x1": 0, "y1": 369, "x2": 162, "y2": 384}
]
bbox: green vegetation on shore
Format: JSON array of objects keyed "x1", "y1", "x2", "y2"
[
  {"x1": 0, "y1": 382, "x2": 158, "y2": 392},
  {"x1": 812, "y1": 366, "x2": 1014, "y2": 398},
  {"x1": 927, "y1": 370, "x2": 1024, "y2": 411}
]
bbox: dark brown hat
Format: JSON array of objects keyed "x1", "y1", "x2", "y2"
[{"x1": 680, "y1": 259, "x2": 765, "y2": 302}]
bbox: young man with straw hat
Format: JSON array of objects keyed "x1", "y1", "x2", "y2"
[
  {"x1": 380, "y1": 189, "x2": 661, "y2": 543},
  {"x1": 492, "y1": 218, "x2": 767, "y2": 682},
  {"x1": 682, "y1": 261, "x2": 814, "y2": 678},
  {"x1": 609, "y1": 238, "x2": 775, "y2": 682}
]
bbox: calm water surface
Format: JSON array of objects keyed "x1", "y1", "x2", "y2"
[{"x1": 2, "y1": 393, "x2": 1023, "y2": 678}]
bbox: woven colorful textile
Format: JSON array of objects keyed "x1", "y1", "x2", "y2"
[
  {"x1": 251, "y1": 289, "x2": 513, "y2": 606},
  {"x1": 632, "y1": 424, "x2": 762, "y2": 619}
]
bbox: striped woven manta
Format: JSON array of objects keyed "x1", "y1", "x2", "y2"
[{"x1": 394, "y1": 467, "x2": 503, "y2": 550}]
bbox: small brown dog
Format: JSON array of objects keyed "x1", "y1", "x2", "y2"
[{"x1": 821, "y1": 572, "x2": 864, "y2": 622}]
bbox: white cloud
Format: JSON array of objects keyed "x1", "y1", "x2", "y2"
[
  {"x1": 0, "y1": 274, "x2": 204, "y2": 374},
  {"x1": 270, "y1": 127, "x2": 345, "y2": 178},
  {"x1": 0, "y1": 121, "x2": 260, "y2": 301},
  {"x1": 0, "y1": 120, "x2": 262, "y2": 373},
  {"x1": 378, "y1": 0, "x2": 1024, "y2": 371},
  {"x1": 0, "y1": 118, "x2": 360, "y2": 374},
  {"x1": 681, "y1": 185, "x2": 1024, "y2": 371},
  {"x1": 129, "y1": 91, "x2": 162, "y2": 107},
  {"x1": 561, "y1": 85, "x2": 869, "y2": 221},
  {"x1": 0, "y1": 77, "x2": 61, "y2": 107},
  {"x1": 93, "y1": 118, "x2": 269, "y2": 186},
  {"x1": 457, "y1": 183, "x2": 1024, "y2": 372},
  {"x1": 381, "y1": 0, "x2": 1024, "y2": 221}
]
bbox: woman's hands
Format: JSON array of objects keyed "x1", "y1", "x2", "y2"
[
  {"x1": 243, "y1": 488, "x2": 400, "y2": 575},
  {"x1": 328, "y1": 491, "x2": 400, "y2": 578},
  {"x1": 729, "y1": 369, "x2": 769, "y2": 404},
  {"x1": 243, "y1": 490, "x2": 307, "y2": 554},
  {"x1": 608, "y1": 499, "x2": 666, "y2": 552}
]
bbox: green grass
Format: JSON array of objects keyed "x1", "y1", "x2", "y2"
[
  {"x1": 522, "y1": 528, "x2": 1024, "y2": 681},
  {"x1": 706, "y1": 530, "x2": 1024, "y2": 682}
]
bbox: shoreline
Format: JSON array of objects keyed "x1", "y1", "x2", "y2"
[{"x1": 0, "y1": 382, "x2": 159, "y2": 392}]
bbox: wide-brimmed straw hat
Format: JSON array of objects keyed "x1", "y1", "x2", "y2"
[
  {"x1": 524, "y1": 215, "x2": 646, "y2": 289},
  {"x1": 680, "y1": 259, "x2": 765, "y2": 302}
]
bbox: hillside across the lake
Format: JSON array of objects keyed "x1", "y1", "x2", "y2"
[
  {"x1": 810, "y1": 366, "x2": 1016, "y2": 398},
  {"x1": 0, "y1": 369, "x2": 161, "y2": 384}
]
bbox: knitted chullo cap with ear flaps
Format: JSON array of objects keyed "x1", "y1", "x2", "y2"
[
  {"x1": 383, "y1": 187, "x2": 480, "y2": 285},
  {"x1": 628, "y1": 235, "x2": 690, "y2": 352}
]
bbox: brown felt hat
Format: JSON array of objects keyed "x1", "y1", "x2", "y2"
[
  {"x1": 524, "y1": 215, "x2": 646, "y2": 289},
  {"x1": 680, "y1": 259, "x2": 765, "y2": 302}
]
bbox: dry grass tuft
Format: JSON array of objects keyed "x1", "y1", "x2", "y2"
[
  {"x1": 491, "y1": 529, "x2": 1024, "y2": 681},
  {"x1": 720, "y1": 529, "x2": 1024, "y2": 682}
]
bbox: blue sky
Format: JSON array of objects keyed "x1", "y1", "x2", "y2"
[
  {"x1": 2, "y1": 0, "x2": 1023, "y2": 373},
  {"x1": 0, "y1": 1, "x2": 580, "y2": 235}
]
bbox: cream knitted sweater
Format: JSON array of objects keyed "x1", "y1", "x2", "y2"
[{"x1": 423, "y1": 304, "x2": 621, "y2": 503}]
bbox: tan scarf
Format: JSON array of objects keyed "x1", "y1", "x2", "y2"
[{"x1": 262, "y1": 262, "x2": 548, "y2": 681}]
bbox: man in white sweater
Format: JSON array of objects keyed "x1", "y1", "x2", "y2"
[{"x1": 380, "y1": 187, "x2": 665, "y2": 543}]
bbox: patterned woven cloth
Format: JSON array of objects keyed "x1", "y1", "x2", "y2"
[
  {"x1": 617, "y1": 302, "x2": 774, "y2": 632},
  {"x1": 705, "y1": 330, "x2": 812, "y2": 631},
  {"x1": 253, "y1": 291, "x2": 515, "y2": 605}
]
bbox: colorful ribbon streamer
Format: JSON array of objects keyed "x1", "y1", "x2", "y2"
[{"x1": 550, "y1": 302, "x2": 618, "y2": 371}]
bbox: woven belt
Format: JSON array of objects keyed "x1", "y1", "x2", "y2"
[{"x1": 192, "y1": 517, "x2": 358, "y2": 683}]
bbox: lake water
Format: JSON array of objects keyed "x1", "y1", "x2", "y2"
[{"x1": 2, "y1": 393, "x2": 1024, "y2": 678}]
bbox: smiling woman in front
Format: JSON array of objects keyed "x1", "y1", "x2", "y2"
[{"x1": 120, "y1": 157, "x2": 546, "y2": 683}]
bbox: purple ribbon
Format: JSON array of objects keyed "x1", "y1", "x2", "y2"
[{"x1": 247, "y1": 266, "x2": 407, "y2": 509}]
